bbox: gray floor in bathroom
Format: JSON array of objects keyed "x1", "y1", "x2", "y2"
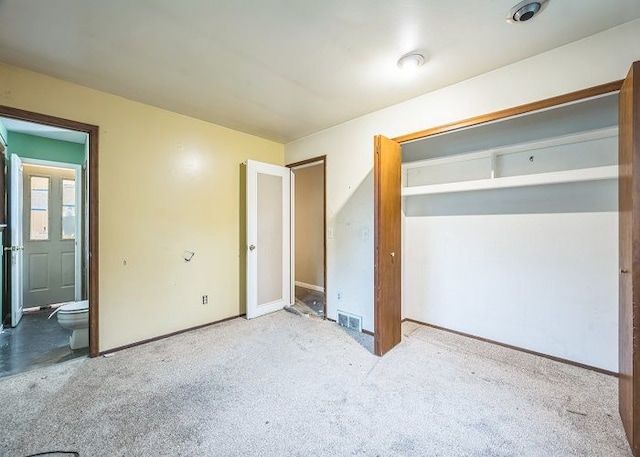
[
  {"x1": 0, "y1": 309, "x2": 87, "y2": 378},
  {"x1": 294, "y1": 285, "x2": 325, "y2": 317},
  {"x1": 0, "y1": 310, "x2": 632, "y2": 456}
]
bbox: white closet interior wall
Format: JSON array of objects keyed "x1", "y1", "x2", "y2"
[{"x1": 401, "y1": 93, "x2": 619, "y2": 372}]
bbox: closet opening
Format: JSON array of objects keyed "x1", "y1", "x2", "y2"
[
  {"x1": 288, "y1": 156, "x2": 326, "y2": 319},
  {"x1": 399, "y1": 90, "x2": 619, "y2": 373}
]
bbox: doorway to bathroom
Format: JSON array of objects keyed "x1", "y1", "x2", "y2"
[
  {"x1": 0, "y1": 110, "x2": 98, "y2": 378},
  {"x1": 288, "y1": 157, "x2": 326, "y2": 319}
]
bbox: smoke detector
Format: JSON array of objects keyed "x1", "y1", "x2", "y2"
[
  {"x1": 507, "y1": 0, "x2": 549, "y2": 23},
  {"x1": 397, "y1": 52, "x2": 426, "y2": 71}
]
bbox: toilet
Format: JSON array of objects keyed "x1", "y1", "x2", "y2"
[{"x1": 50, "y1": 300, "x2": 89, "y2": 350}]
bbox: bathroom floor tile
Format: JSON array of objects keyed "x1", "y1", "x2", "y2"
[
  {"x1": 0, "y1": 309, "x2": 87, "y2": 378},
  {"x1": 295, "y1": 286, "x2": 325, "y2": 317}
]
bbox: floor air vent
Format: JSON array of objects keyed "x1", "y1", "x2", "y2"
[{"x1": 337, "y1": 310, "x2": 362, "y2": 332}]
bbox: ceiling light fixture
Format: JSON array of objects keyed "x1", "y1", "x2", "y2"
[
  {"x1": 507, "y1": 0, "x2": 549, "y2": 23},
  {"x1": 397, "y1": 52, "x2": 425, "y2": 71}
]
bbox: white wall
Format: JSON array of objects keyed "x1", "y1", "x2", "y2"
[
  {"x1": 404, "y1": 178, "x2": 618, "y2": 371},
  {"x1": 285, "y1": 20, "x2": 640, "y2": 346}
]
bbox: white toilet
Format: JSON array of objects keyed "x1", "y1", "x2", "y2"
[{"x1": 50, "y1": 300, "x2": 89, "y2": 350}]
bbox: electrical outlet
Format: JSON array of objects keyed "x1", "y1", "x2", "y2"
[
  {"x1": 202, "y1": 295, "x2": 208, "y2": 305},
  {"x1": 337, "y1": 292, "x2": 342, "y2": 300}
]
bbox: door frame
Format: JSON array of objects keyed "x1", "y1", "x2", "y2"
[
  {"x1": 287, "y1": 155, "x2": 327, "y2": 318},
  {"x1": 0, "y1": 105, "x2": 100, "y2": 357},
  {"x1": 20, "y1": 158, "x2": 83, "y2": 302}
]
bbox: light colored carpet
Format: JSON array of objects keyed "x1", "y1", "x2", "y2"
[{"x1": 0, "y1": 311, "x2": 631, "y2": 456}]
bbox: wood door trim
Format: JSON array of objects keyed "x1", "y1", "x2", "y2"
[
  {"x1": 287, "y1": 156, "x2": 326, "y2": 169},
  {"x1": 0, "y1": 105, "x2": 100, "y2": 357},
  {"x1": 393, "y1": 80, "x2": 623, "y2": 144},
  {"x1": 287, "y1": 155, "x2": 327, "y2": 318}
]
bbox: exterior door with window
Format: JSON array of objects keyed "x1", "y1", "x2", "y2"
[{"x1": 23, "y1": 164, "x2": 77, "y2": 307}]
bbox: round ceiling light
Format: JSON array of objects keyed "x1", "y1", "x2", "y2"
[
  {"x1": 507, "y1": 0, "x2": 549, "y2": 23},
  {"x1": 397, "y1": 52, "x2": 426, "y2": 71}
]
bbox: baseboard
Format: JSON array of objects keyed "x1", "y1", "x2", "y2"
[
  {"x1": 295, "y1": 281, "x2": 325, "y2": 293},
  {"x1": 403, "y1": 318, "x2": 618, "y2": 378},
  {"x1": 100, "y1": 314, "x2": 245, "y2": 355}
]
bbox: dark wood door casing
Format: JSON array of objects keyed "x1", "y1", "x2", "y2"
[
  {"x1": 0, "y1": 105, "x2": 99, "y2": 357},
  {"x1": 374, "y1": 135, "x2": 402, "y2": 356},
  {"x1": 619, "y1": 60, "x2": 640, "y2": 456}
]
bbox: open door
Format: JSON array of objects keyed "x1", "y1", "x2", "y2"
[
  {"x1": 10, "y1": 154, "x2": 24, "y2": 327},
  {"x1": 620, "y1": 60, "x2": 640, "y2": 456},
  {"x1": 246, "y1": 159, "x2": 291, "y2": 319},
  {"x1": 374, "y1": 135, "x2": 402, "y2": 356}
]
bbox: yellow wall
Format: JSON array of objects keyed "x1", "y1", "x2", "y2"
[{"x1": 0, "y1": 62, "x2": 284, "y2": 351}]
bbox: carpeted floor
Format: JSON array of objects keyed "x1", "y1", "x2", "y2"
[{"x1": 0, "y1": 311, "x2": 631, "y2": 456}]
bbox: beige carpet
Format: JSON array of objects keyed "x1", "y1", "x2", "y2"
[{"x1": 0, "y1": 311, "x2": 631, "y2": 456}]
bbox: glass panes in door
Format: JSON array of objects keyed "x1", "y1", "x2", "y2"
[
  {"x1": 61, "y1": 179, "x2": 76, "y2": 240},
  {"x1": 30, "y1": 176, "x2": 49, "y2": 240}
]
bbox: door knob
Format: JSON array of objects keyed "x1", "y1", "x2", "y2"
[{"x1": 249, "y1": 244, "x2": 256, "y2": 251}]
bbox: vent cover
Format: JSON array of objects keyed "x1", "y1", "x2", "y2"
[{"x1": 337, "y1": 310, "x2": 362, "y2": 332}]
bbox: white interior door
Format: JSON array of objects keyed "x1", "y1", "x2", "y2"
[
  {"x1": 10, "y1": 154, "x2": 24, "y2": 326},
  {"x1": 246, "y1": 160, "x2": 291, "y2": 319}
]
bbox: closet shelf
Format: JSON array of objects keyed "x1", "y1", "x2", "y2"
[{"x1": 401, "y1": 165, "x2": 618, "y2": 197}]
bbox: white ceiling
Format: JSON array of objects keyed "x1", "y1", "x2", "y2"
[
  {"x1": 0, "y1": 0, "x2": 639, "y2": 143},
  {"x1": 1, "y1": 118, "x2": 88, "y2": 144}
]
